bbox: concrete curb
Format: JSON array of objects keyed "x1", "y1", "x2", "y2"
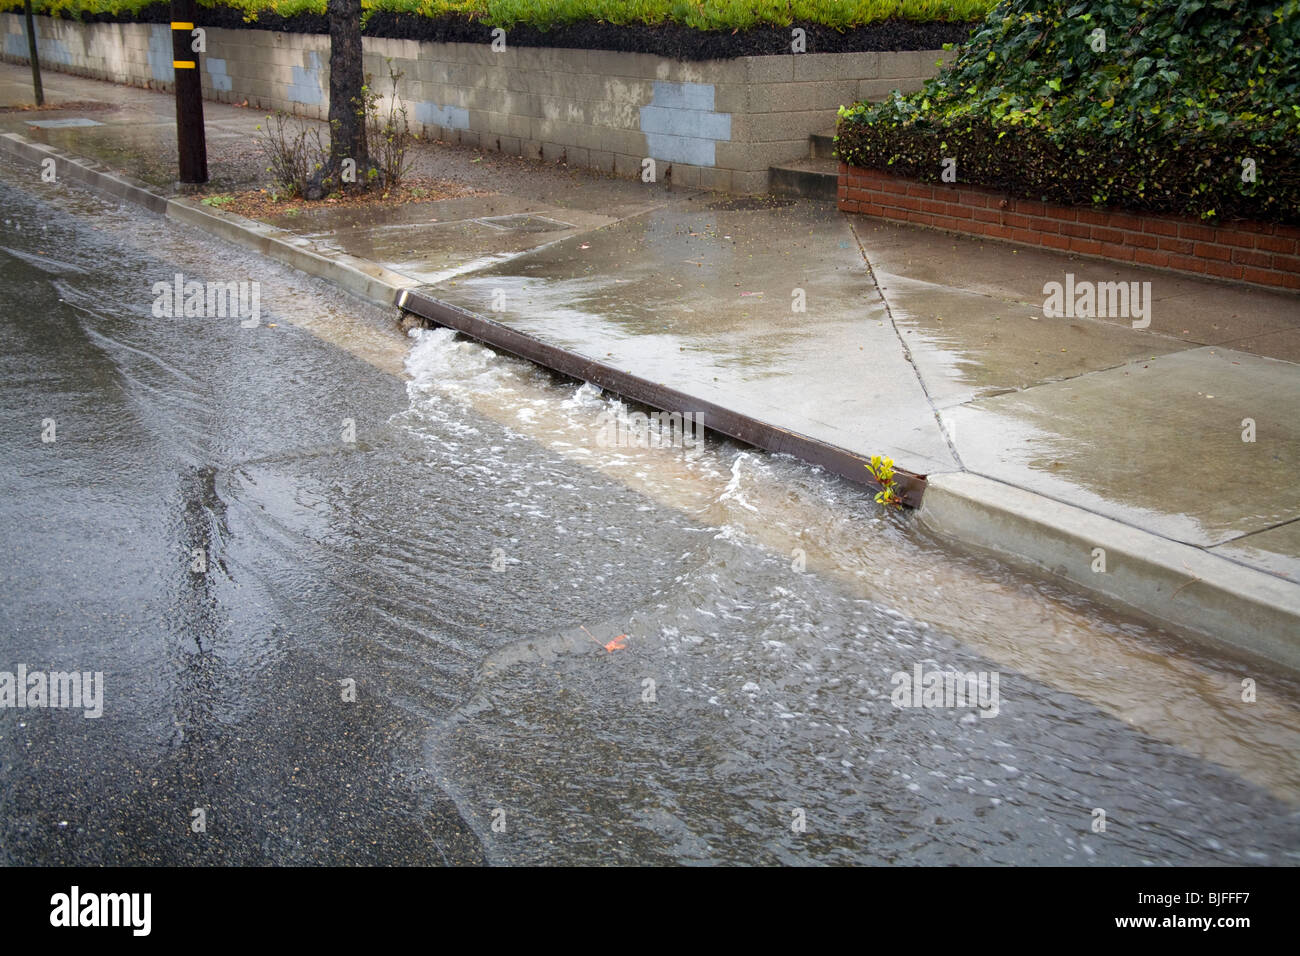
[
  {"x1": 5, "y1": 131, "x2": 1298, "y2": 670},
  {"x1": 920, "y1": 472, "x2": 1300, "y2": 673},
  {"x1": 0, "y1": 132, "x2": 167, "y2": 214}
]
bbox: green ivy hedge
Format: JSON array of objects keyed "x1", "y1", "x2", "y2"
[
  {"x1": 835, "y1": 0, "x2": 1300, "y2": 223},
  {"x1": 0, "y1": 0, "x2": 996, "y2": 29}
]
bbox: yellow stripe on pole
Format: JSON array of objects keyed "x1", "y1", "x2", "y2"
[
  {"x1": 173, "y1": 60, "x2": 196, "y2": 69},
  {"x1": 171, "y1": 21, "x2": 194, "y2": 29}
]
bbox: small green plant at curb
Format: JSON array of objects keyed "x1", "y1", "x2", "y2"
[
  {"x1": 200, "y1": 194, "x2": 235, "y2": 207},
  {"x1": 866, "y1": 454, "x2": 903, "y2": 509}
]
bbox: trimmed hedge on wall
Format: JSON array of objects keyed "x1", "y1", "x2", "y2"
[
  {"x1": 1, "y1": 0, "x2": 993, "y2": 30},
  {"x1": 835, "y1": 0, "x2": 1300, "y2": 224},
  {"x1": 0, "y1": 1, "x2": 989, "y2": 58}
]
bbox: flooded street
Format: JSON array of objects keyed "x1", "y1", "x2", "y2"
[{"x1": 2, "y1": 160, "x2": 1298, "y2": 866}]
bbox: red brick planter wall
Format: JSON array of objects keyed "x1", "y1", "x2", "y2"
[{"x1": 839, "y1": 164, "x2": 1300, "y2": 292}]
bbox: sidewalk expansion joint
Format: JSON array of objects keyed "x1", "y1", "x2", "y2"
[{"x1": 846, "y1": 214, "x2": 964, "y2": 470}]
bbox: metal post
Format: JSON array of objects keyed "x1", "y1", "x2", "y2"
[{"x1": 171, "y1": 0, "x2": 207, "y2": 183}]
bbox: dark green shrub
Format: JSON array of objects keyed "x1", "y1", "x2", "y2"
[{"x1": 836, "y1": 0, "x2": 1300, "y2": 223}]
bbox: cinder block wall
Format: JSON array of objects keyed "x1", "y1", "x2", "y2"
[{"x1": 1, "y1": 14, "x2": 949, "y2": 193}]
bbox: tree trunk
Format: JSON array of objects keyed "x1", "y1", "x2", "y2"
[{"x1": 327, "y1": 0, "x2": 368, "y2": 189}]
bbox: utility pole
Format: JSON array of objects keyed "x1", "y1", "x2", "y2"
[
  {"x1": 22, "y1": 0, "x2": 43, "y2": 107},
  {"x1": 170, "y1": 0, "x2": 207, "y2": 183}
]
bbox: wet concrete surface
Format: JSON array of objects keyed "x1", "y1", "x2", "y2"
[
  {"x1": 882, "y1": 277, "x2": 1183, "y2": 410},
  {"x1": 6, "y1": 159, "x2": 1300, "y2": 866},
  {"x1": 842, "y1": 224, "x2": 1299, "y2": 581},
  {"x1": 0, "y1": 72, "x2": 266, "y2": 193},
  {"x1": 945, "y1": 348, "x2": 1300, "y2": 551},
  {"x1": 287, "y1": 195, "x2": 620, "y2": 286},
  {"x1": 428, "y1": 195, "x2": 959, "y2": 474},
  {"x1": 854, "y1": 219, "x2": 1300, "y2": 362},
  {"x1": 1215, "y1": 520, "x2": 1300, "y2": 583}
]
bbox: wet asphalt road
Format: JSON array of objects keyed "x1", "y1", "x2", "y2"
[{"x1": 0, "y1": 170, "x2": 485, "y2": 864}]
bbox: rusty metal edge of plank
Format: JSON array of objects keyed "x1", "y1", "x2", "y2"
[{"x1": 396, "y1": 287, "x2": 927, "y2": 508}]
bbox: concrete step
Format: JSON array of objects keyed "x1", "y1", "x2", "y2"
[
  {"x1": 810, "y1": 133, "x2": 837, "y2": 160},
  {"x1": 768, "y1": 157, "x2": 839, "y2": 202}
]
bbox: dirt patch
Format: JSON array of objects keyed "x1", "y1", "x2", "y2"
[
  {"x1": 0, "y1": 101, "x2": 118, "y2": 114},
  {"x1": 707, "y1": 196, "x2": 795, "y2": 211},
  {"x1": 199, "y1": 176, "x2": 488, "y2": 221}
]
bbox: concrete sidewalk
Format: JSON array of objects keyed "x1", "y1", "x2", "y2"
[{"x1": 3, "y1": 63, "x2": 1298, "y2": 668}]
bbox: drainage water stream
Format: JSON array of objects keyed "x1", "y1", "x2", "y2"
[{"x1": 1, "y1": 160, "x2": 1297, "y2": 865}]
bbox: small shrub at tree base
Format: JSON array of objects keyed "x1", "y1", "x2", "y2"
[
  {"x1": 256, "y1": 73, "x2": 410, "y2": 200},
  {"x1": 835, "y1": 0, "x2": 1300, "y2": 224},
  {"x1": 257, "y1": 110, "x2": 329, "y2": 199},
  {"x1": 365, "y1": 62, "x2": 414, "y2": 190}
]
